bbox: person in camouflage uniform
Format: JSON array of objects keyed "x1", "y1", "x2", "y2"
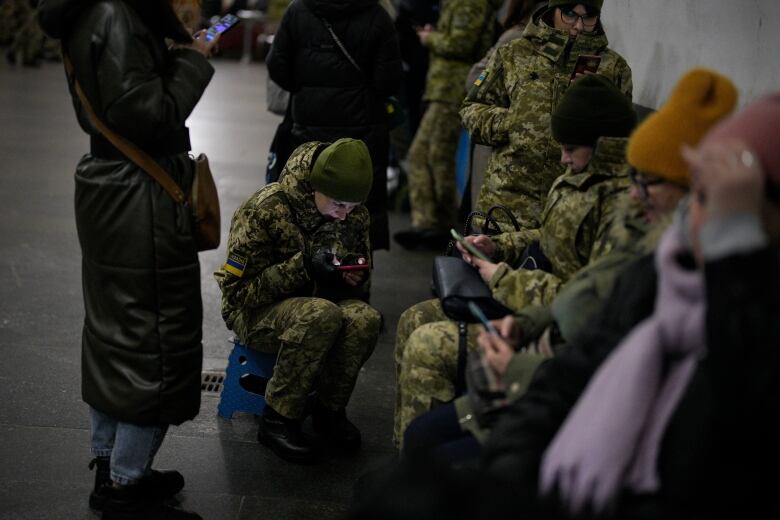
[
  {"x1": 393, "y1": 0, "x2": 503, "y2": 250},
  {"x1": 396, "y1": 69, "x2": 739, "y2": 457},
  {"x1": 460, "y1": 0, "x2": 632, "y2": 232},
  {"x1": 215, "y1": 138, "x2": 381, "y2": 463},
  {"x1": 3, "y1": 0, "x2": 50, "y2": 66},
  {"x1": 393, "y1": 74, "x2": 636, "y2": 447}
]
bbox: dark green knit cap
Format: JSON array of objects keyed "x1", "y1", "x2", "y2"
[
  {"x1": 310, "y1": 138, "x2": 373, "y2": 203},
  {"x1": 551, "y1": 74, "x2": 636, "y2": 147},
  {"x1": 547, "y1": 0, "x2": 603, "y2": 13}
]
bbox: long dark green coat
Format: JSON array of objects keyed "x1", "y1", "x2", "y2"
[{"x1": 39, "y1": 0, "x2": 214, "y2": 425}]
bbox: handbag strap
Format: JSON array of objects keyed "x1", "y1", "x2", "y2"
[
  {"x1": 455, "y1": 321, "x2": 469, "y2": 394},
  {"x1": 62, "y1": 53, "x2": 187, "y2": 204},
  {"x1": 320, "y1": 17, "x2": 364, "y2": 77},
  {"x1": 485, "y1": 205, "x2": 522, "y2": 233}
]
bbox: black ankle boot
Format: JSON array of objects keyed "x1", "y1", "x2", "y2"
[
  {"x1": 89, "y1": 457, "x2": 185, "y2": 511},
  {"x1": 312, "y1": 402, "x2": 362, "y2": 452},
  {"x1": 257, "y1": 407, "x2": 317, "y2": 463},
  {"x1": 100, "y1": 483, "x2": 201, "y2": 520}
]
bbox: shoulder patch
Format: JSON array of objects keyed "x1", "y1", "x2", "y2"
[
  {"x1": 474, "y1": 71, "x2": 487, "y2": 86},
  {"x1": 224, "y1": 253, "x2": 247, "y2": 278}
]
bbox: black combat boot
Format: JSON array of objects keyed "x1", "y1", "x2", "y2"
[
  {"x1": 100, "y1": 482, "x2": 201, "y2": 520},
  {"x1": 89, "y1": 457, "x2": 185, "y2": 511},
  {"x1": 311, "y1": 401, "x2": 362, "y2": 452},
  {"x1": 257, "y1": 406, "x2": 317, "y2": 463}
]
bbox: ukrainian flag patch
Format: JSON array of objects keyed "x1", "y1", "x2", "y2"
[
  {"x1": 224, "y1": 253, "x2": 247, "y2": 278},
  {"x1": 474, "y1": 71, "x2": 486, "y2": 86}
]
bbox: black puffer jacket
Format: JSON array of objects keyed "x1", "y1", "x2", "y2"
[
  {"x1": 267, "y1": 0, "x2": 402, "y2": 250},
  {"x1": 39, "y1": 0, "x2": 214, "y2": 425}
]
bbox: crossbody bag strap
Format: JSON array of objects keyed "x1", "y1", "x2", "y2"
[
  {"x1": 320, "y1": 17, "x2": 364, "y2": 77},
  {"x1": 62, "y1": 53, "x2": 187, "y2": 204}
]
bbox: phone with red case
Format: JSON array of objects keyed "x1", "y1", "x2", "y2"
[{"x1": 571, "y1": 54, "x2": 601, "y2": 79}]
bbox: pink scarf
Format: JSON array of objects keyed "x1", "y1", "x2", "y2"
[{"x1": 539, "y1": 223, "x2": 706, "y2": 515}]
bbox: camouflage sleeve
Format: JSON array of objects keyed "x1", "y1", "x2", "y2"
[
  {"x1": 513, "y1": 305, "x2": 555, "y2": 345},
  {"x1": 489, "y1": 264, "x2": 564, "y2": 313},
  {"x1": 614, "y1": 56, "x2": 633, "y2": 102},
  {"x1": 460, "y1": 47, "x2": 512, "y2": 146},
  {"x1": 580, "y1": 189, "x2": 625, "y2": 263},
  {"x1": 425, "y1": 0, "x2": 490, "y2": 60},
  {"x1": 217, "y1": 199, "x2": 310, "y2": 310},
  {"x1": 492, "y1": 228, "x2": 542, "y2": 266}
]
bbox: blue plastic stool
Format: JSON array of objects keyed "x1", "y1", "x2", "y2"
[{"x1": 217, "y1": 338, "x2": 276, "y2": 418}]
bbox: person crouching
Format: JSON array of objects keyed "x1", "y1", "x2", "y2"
[{"x1": 215, "y1": 138, "x2": 382, "y2": 463}]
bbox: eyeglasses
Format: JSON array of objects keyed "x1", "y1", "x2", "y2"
[
  {"x1": 559, "y1": 8, "x2": 599, "y2": 29},
  {"x1": 628, "y1": 168, "x2": 666, "y2": 200}
]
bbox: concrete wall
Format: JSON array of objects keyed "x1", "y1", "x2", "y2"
[{"x1": 601, "y1": 0, "x2": 780, "y2": 109}]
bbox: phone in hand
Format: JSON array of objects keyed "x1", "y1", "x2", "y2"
[
  {"x1": 468, "y1": 301, "x2": 500, "y2": 336},
  {"x1": 571, "y1": 54, "x2": 601, "y2": 79},
  {"x1": 450, "y1": 229, "x2": 492, "y2": 263},
  {"x1": 334, "y1": 263, "x2": 370, "y2": 271},
  {"x1": 205, "y1": 13, "x2": 241, "y2": 41}
]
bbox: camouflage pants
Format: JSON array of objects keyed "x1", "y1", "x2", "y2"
[
  {"x1": 393, "y1": 298, "x2": 481, "y2": 448},
  {"x1": 233, "y1": 297, "x2": 381, "y2": 419},
  {"x1": 407, "y1": 101, "x2": 462, "y2": 230}
]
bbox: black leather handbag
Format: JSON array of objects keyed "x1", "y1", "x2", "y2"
[{"x1": 431, "y1": 256, "x2": 512, "y2": 323}]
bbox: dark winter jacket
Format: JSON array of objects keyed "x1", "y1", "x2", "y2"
[
  {"x1": 266, "y1": 0, "x2": 402, "y2": 249},
  {"x1": 38, "y1": 0, "x2": 214, "y2": 425},
  {"x1": 481, "y1": 246, "x2": 780, "y2": 519},
  {"x1": 268, "y1": 0, "x2": 401, "y2": 135}
]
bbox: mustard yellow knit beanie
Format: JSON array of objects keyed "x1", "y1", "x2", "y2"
[{"x1": 627, "y1": 68, "x2": 738, "y2": 186}]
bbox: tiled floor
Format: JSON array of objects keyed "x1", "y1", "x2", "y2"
[{"x1": 0, "y1": 58, "x2": 437, "y2": 519}]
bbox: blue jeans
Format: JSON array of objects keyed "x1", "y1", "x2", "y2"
[{"x1": 89, "y1": 407, "x2": 168, "y2": 485}]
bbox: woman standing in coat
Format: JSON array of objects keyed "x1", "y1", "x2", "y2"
[
  {"x1": 38, "y1": 1, "x2": 216, "y2": 519},
  {"x1": 266, "y1": 0, "x2": 402, "y2": 250}
]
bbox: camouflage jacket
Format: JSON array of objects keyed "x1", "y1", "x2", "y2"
[
  {"x1": 511, "y1": 196, "x2": 662, "y2": 345},
  {"x1": 214, "y1": 142, "x2": 372, "y2": 329},
  {"x1": 423, "y1": 0, "x2": 502, "y2": 104},
  {"x1": 460, "y1": 11, "x2": 632, "y2": 230},
  {"x1": 488, "y1": 138, "x2": 631, "y2": 312}
]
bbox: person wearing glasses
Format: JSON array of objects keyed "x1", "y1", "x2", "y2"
[
  {"x1": 461, "y1": 0, "x2": 632, "y2": 235},
  {"x1": 393, "y1": 69, "x2": 737, "y2": 468},
  {"x1": 215, "y1": 139, "x2": 382, "y2": 464},
  {"x1": 393, "y1": 74, "x2": 636, "y2": 450}
]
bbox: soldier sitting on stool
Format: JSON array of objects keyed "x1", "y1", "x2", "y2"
[{"x1": 215, "y1": 138, "x2": 382, "y2": 463}]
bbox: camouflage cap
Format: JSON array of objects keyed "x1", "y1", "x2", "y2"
[
  {"x1": 310, "y1": 138, "x2": 373, "y2": 203},
  {"x1": 551, "y1": 74, "x2": 636, "y2": 147},
  {"x1": 547, "y1": 0, "x2": 603, "y2": 13},
  {"x1": 627, "y1": 68, "x2": 737, "y2": 186}
]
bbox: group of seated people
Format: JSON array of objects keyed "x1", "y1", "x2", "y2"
[{"x1": 214, "y1": 1, "x2": 780, "y2": 518}]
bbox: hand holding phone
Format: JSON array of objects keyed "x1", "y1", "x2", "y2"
[
  {"x1": 334, "y1": 263, "x2": 370, "y2": 271},
  {"x1": 205, "y1": 13, "x2": 240, "y2": 42},
  {"x1": 468, "y1": 301, "x2": 501, "y2": 336},
  {"x1": 570, "y1": 54, "x2": 601, "y2": 80},
  {"x1": 450, "y1": 229, "x2": 491, "y2": 263}
]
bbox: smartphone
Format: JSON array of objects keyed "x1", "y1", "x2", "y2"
[
  {"x1": 468, "y1": 301, "x2": 500, "y2": 336},
  {"x1": 205, "y1": 13, "x2": 240, "y2": 42},
  {"x1": 571, "y1": 54, "x2": 601, "y2": 79},
  {"x1": 334, "y1": 263, "x2": 370, "y2": 271},
  {"x1": 450, "y1": 229, "x2": 491, "y2": 263}
]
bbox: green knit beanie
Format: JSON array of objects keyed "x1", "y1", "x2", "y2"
[
  {"x1": 547, "y1": 0, "x2": 603, "y2": 13},
  {"x1": 551, "y1": 74, "x2": 636, "y2": 147},
  {"x1": 310, "y1": 138, "x2": 373, "y2": 203}
]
